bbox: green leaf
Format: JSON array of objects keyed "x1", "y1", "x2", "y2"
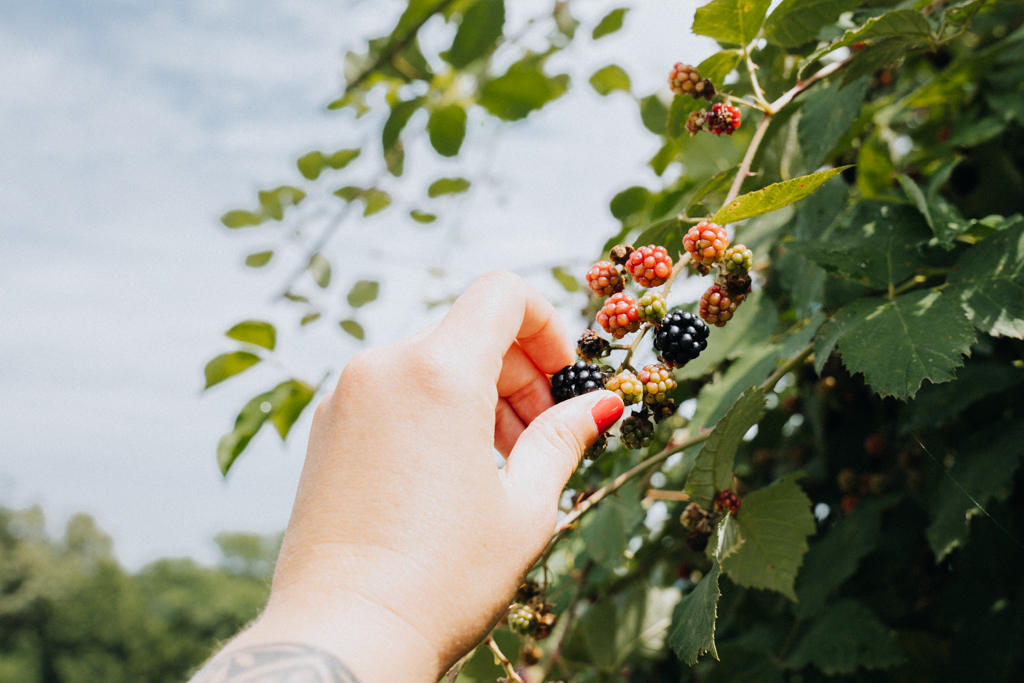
[
  {"x1": 685, "y1": 387, "x2": 767, "y2": 508},
  {"x1": 269, "y1": 379, "x2": 316, "y2": 440},
  {"x1": 297, "y1": 151, "x2": 325, "y2": 180},
  {"x1": 693, "y1": 0, "x2": 772, "y2": 46},
  {"x1": 668, "y1": 561, "x2": 722, "y2": 665},
  {"x1": 798, "y1": 78, "x2": 869, "y2": 170},
  {"x1": 410, "y1": 210, "x2": 437, "y2": 223},
  {"x1": 926, "y1": 421, "x2": 1024, "y2": 560},
  {"x1": 308, "y1": 252, "x2": 331, "y2": 288},
  {"x1": 639, "y1": 95, "x2": 668, "y2": 135},
  {"x1": 789, "y1": 201, "x2": 931, "y2": 290},
  {"x1": 830, "y1": 290, "x2": 976, "y2": 400},
  {"x1": 300, "y1": 312, "x2": 321, "y2": 326},
  {"x1": 946, "y1": 221, "x2": 1024, "y2": 338},
  {"x1": 551, "y1": 266, "x2": 579, "y2": 292},
  {"x1": 696, "y1": 51, "x2": 740, "y2": 87},
  {"x1": 649, "y1": 140, "x2": 679, "y2": 177},
  {"x1": 447, "y1": 0, "x2": 505, "y2": 68},
  {"x1": 813, "y1": 318, "x2": 843, "y2": 374},
  {"x1": 283, "y1": 292, "x2": 309, "y2": 303},
  {"x1": 633, "y1": 216, "x2": 684, "y2": 250},
  {"x1": 479, "y1": 63, "x2": 569, "y2": 121},
  {"x1": 842, "y1": 39, "x2": 912, "y2": 86},
  {"x1": 362, "y1": 188, "x2": 391, "y2": 216},
  {"x1": 258, "y1": 186, "x2": 306, "y2": 221},
  {"x1": 245, "y1": 251, "x2": 273, "y2": 268},
  {"x1": 720, "y1": 473, "x2": 815, "y2": 601},
  {"x1": 709, "y1": 513, "x2": 741, "y2": 562},
  {"x1": 217, "y1": 380, "x2": 316, "y2": 474},
  {"x1": 677, "y1": 290, "x2": 779, "y2": 379},
  {"x1": 428, "y1": 177, "x2": 471, "y2": 197},
  {"x1": 691, "y1": 344, "x2": 782, "y2": 430},
  {"x1": 787, "y1": 600, "x2": 906, "y2": 674},
  {"x1": 800, "y1": 9, "x2": 933, "y2": 77},
  {"x1": 221, "y1": 210, "x2": 264, "y2": 229},
  {"x1": 589, "y1": 64, "x2": 631, "y2": 96},
  {"x1": 326, "y1": 148, "x2": 361, "y2": 170},
  {"x1": 592, "y1": 7, "x2": 628, "y2": 39},
  {"x1": 204, "y1": 352, "x2": 261, "y2": 389},
  {"x1": 856, "y1": 134, "x2": 895, "y2": 199},
  {"x1": 553, "y1": 1, "x2": 577, "y2": 38},
  {"x1": 764, "y1": 0, "x2": 860, "y2": 48},
  {"x1": 334, "y1": 185, "x2": 362, "y2": 202},
  {"x1": 667, "y1": 94, "x2": 704, "y2": 139},
  {"x1": 340, "y1": 319, "x2": 365, "y2": 340},
  {"x1": 226, "y1": 320, "x2": 276, "y2": 351},
  {"x1": 712, "y1": 167, "x2": 848, "y2": 225},
  {"x1": 685, "y1": 166, "x2": 738, "y2": 218},
  {"x1": 347, "y1": 280, "x2": 379, "y2": 308},
  {"x1": 382, "y1": 97, "x2": 424, "y2": 151},
  {"x1": 610, "y1": 186, "x2": 650, "y2": 220},
  {"x1": 581, "y1": 480, "x2": 643, "y2": 569},
  {"x1": 427, "y1": 104, "x2": 467, "y2": 157},
  {"x1": 904, "y1": 361, "x2": 1024, "y2": 432}
]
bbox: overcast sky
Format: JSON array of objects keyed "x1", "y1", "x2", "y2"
[{"x1": 0, "y1": 0, "x2": 718, "y2": 568}]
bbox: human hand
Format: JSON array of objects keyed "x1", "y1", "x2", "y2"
[{"x1": 216, "y1": 271, "x2": 623, "y2": 682}]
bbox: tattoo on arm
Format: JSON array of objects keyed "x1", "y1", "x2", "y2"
[{"x1": 191, "y1": 644, "x2": 360, "y2": 683}]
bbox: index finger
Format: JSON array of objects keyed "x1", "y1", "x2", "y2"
[{"x1": 430, "y1": 270, "x2": 574, "y2": 380}]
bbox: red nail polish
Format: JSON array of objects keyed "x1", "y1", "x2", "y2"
[{"x1": 591, "y1": 395, "x2": 624, "y2": 434}]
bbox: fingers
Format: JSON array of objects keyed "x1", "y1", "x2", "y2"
[
  {"x1": 494, "y1": 398, "x2": 526, "y2": 457},
  {"x1": 429, "y1": 271, "x2": 574, "y2": 384}
]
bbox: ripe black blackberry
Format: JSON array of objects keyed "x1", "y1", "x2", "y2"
[
  {"x1": 551, "y1": 361, "x2": 606, "y2": 403},
  {"x1": 653, "y1": 310, "x2": 709, "y2": 368}
]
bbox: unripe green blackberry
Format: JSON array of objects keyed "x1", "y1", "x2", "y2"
[
  {"x1": 637, "y1": 291, "x2": 667, "y2": 324},
  {"x1": 638, "y1": 364, "x2": 676, "y2": 403},
  {"x1": 722, "y1": 244, "x2": 753, "y2": 274},
  {"x1": 620, "y1": 413, "x2": 654, "y2": 450},
  {"x1": 584, "y1": 432, "x2": 608, "y2": 461},
  {"x1": 606, "y1": 371, "x2": 644, "y2": 405},
  {"x1": 577, "y1": 329, "x2": 610, "y2": 361},
  {"x1": 551, "y1": 361, "x2": 606, "y2": 403},
  {"x1": 508, "y1": 604, "x2": 536, "y2": 636}
]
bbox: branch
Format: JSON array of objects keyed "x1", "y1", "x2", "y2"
[
  {"x1": 742, "y1": 41, "x2": 773, "y2": 112},
  {"x1": 724, "y1": 113, "x2": 772, "y2": 206},
  {"x1": 486, "y1": 636, "x2": 524, "y2": 683},
  {"x1": 761, "y1": 342, "x2": 813, "y2": 393},
  {"x1": 538, "y1": 561, "x2": 592, "y2": 681},
  {"x1": 768, "y1": 56, "x2": 852, "y2": 114}
]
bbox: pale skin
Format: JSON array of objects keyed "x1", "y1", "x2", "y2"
[{"x1": 191, "y1": 271, "x2": 624, "y2": 683}]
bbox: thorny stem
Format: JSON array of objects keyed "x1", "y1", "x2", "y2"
[
  {"x1": 724, "y1": 113, "x2": 772, "y2": 206},
  {"x1": 486, "y1": 636, "x2": 524, "y2": 683},
  {"x1": 444, "y1": 648, "x2": 476, "y2": 682},
  {"x1": 619, "y1": 324, "x2": 650, "y2": 372},
  {"x1": 539, "y1": 561, "x2": 592, "y2": 682},
  {"x1": 743, "y1": 41, "x2": 773, "y2": 112}
]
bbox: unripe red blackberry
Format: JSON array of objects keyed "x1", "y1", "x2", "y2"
[
  {"x1": 584, "y1": 432, "x2": 609, "y2": 461},
  {"x1": 585, "y1": 260, "x2": 624, "y2": 297},
  {"x1": 508, "y1": 604, "x2": 536, "y2": 636},
  {"x1": 637, "y1": 291, "x2": 667, "y2": 324},
  {"x1": 620, "y1": 413, "x2": 654, "y2": 450},
  {"x1": 722, "y1": 244, "x2": 753, "y2": 274},
  {"x1": 653, "y1": 310, "x2": 709, "y2": 368},
  {"x1": 577, "y1": 329, "x2": 610, "y2": 361},
  {"x1": 683, "y1": 222, "x2": 730, "y2": 267},
  {"x1": 638, "y1": 363, "x2": 676, "y2": 403},
  {"x1": 606, "y1": 370, "x2": 644, "y2": 405},
  {"x1": 714, "y1": 490, "x2": 742, "y2": 515},
  {"x1": 609, "y1": 243, "x2": 634, "y2": 266},
  {"x1": 551, "y1": 361, "x2": 606, "y2": 403},
  {"x1": 699, "y1": 283, "x2": 745, "y2": 327},
  {"x1": 597, "y1": 292, "x2": 641, "y2": 339},
  {"x1": 669, "y1": 63, "x2": 700, "y2": 96},
  {"x1": 625, "y1": 245, "x2": 673, "y2": 288},
  {"x1": 707, "y1": 102, "x2": 742, "y2": 136}
]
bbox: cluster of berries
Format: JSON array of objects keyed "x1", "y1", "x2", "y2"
[
  {"x1": 670, "y1": 64, "x2": 742, "y2": 137},
  {"x1": 679, "y1": 490, "x2": 741, "y2": 552},
  {"x1": 506, "y1": 580, "x2": 557, "y2": 640},
  {"x1": 683, "y1": 221, "x2": 754, "y2": 327}
]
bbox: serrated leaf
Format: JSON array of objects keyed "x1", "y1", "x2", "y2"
[
  {"x1": 308, "y1": 252, "x2": 331, "y2": 288},
  {"x1": 226, "y1": 320, "x2": 276, "y2": 351},
  {"x1": 926, "y1": 421, "x2": 1024, "y2": 560},
  {"x1": 720, "y1": 473, "x2": 815, "y2": 600},
  {"x1": 669, "y1": 561, "x2": 722, "y2": 665},
  {"x1": 589, "y1": 64, "x2": 631, "y2": 95},
  {"x1": 410, "y1": 210, "x2": 437, "y2": 223},
  {"x1": 633, "y1": 216, "x2": 683, "y2": 250},
  {"x1": 221, "y1": 210, "x2": 264, "y2": 229},
  {"x1": 639, "y1": 95, "x2": 668, "y2": 135},
  {"x1": 592, "y1": 7, "x2": 628, "y2": 39},
  {"x1": 297, "y1": 151, "x2": 325, "y2": 180},
  {"x1": 427, "y1": 104, "x2": 467, "y2": 157},
  {"x1": 347, "y1": 280, "x2": 379, "y2": 308},
  {"x1": 258, "y1": 186, "x2": 305, "y2": 221},
  {"x1": 712, "y1": 168, "x2": 848, "y2": 225},
  {"x1": 685, "y1": 387, "x2": 767, "y2": 508},
  {"x1": 340, "y1": 319, "x2": 365, "y2": 340},
  {"x1": 842, "y1": 38, "x2": 911, "y2": 86},
  {"x1": 764, "y1": 0, "x2": 860, "y2": 48},
  {"x1": 326, "y1": 148, "x2": 360, "y2": 170},
  {"x1": 946, "y1": 221, "x2": 1024, "y2": 338},
  {"x1": 813, "y1": 318, "x2": 843, "y2": 374},
  {"x1": 897, "y1": 174, "x2": 970, "y2": 247},
  {"x1": 696, "y1": 51, "x2": 739, "y2": 87},
  {"x1": 479, "y1": 63, "x2": 569, "y2": 121},
  {"x1": 382, "y1": 97, "x2": 424, "y2": 151},
  {"x1": 830, "y1": 290, "x2": 976, "y2": 400},
  {"x1": 428, "y1": 177, "x2": 471, "y2": 197},
  {"x1": 678, "y1": 290, "x2": 778, "y2": 379},
  {"x1": 551, "y1": 266, "x2": 579, "y2": 292},
  {"x1": 269, "y1": 379, "x2": 316, "y2": 440},
  {"x1": 610, "y1": 186, "x2": 650, "y2": 220},
  {"x1": 582, "y1": 480, "x2": 643, "y2": 569},
  {"x1": 362, "y1": 188, "x2": 391, "y2": 216},
  {"x1": 798, "y1": 78, "x2": 869, "y2": 170},
  {"x1": 787, "y1": 600, "x2": 906, "y2": 674},
  {"x1": 691, "y1": 345, "x2": 782, "y2": 429},
  {"x1": 245, "y1": 251, "x2": 273, "y2": 268},
  {"x1": 685, "y1": 167, "x2": 738, "y2": 218},
  {"x1": 904, "y1": 361, "x2": 1024, "y2": 433},
  {"x1": 447, "y1": 0, "x2": 504, "y2": 68},
  {"x1": 693, "y1": 0, "x2": 771, "y2": 46},
  {"x1": 204, "y1": 352, "x2": 261, "y2": 389},
  {"x1": 800, "y1": 9, "x2": 933, "y2": 78},
  {"x1": 709, "y1": 514, "x2": 741, "y2": 562}
]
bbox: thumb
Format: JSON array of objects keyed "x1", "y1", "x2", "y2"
[{"x1": 501, "y1": 390, "x2": 623, "y2": 513}]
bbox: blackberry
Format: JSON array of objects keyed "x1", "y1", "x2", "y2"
[
  {"x1": 515, "y1": 580, "x2": 541, "y2": 603},
  {"x1": 653, "y1": 310, "x2": 709, "y2": 368},
  {"x1": 652, "y1": 399, "x2": 678, "y2": 423},
  {"x1": 626, "y1": 245, "x2": 673, "y2": 288},
  {"x1": 620, "y1": 413, "x2": 654, "y2": 450},
  {"x1": 669, "y1": 63, "x2": 700, "y2": 96},
  {"x1": 508, "y1": 604, "x2": 536, "y2": 636},
  {"x1": 680, "y1": 502, "x2": 713, "y2": 532},
  {"x1": 713, "y1": 490, "x2": 742, "y2": 515},
  {"x1": 584, "y1": 432, "x2": 609, "y2": 460},
  {"x1": 638, "y1": 363, "x2": 676, "y2": 403},
  {"x1": 637, "y1": 291, "x2": 667, "y2": 324},
  {"x1": 606, "y1": 370, "x2": 644, "y2": 405},
  {"x1": 707, "y1": 102, "x2": 741, "y2": 136},
  {"x1": 585, "y1": 260, "x2": 624, "y2": 297},
  {"x1": 721, "y1": 271, "x2": 752, "y2": 300},
  {"x1": 699, "y1": 283, "x2": 744, "y2": 327},
  {"x1": 693, "y1": 78, "x2": 716, "y2": 101},
  {"x1": 722, "y1": 244, "x2": 753, "y2": 274},
  {"x1": 609, "y1": 243, "x2": 634, "y2": 266},
  {"x1": 551, "y1": 361, "x2": 606, "y2": 403},
  {"x1": 597, "y1": 292, "x2": 641, "y2": 339},
  {"x1": 577, "y1": 329, "x2": 610, "y2": 361},
  {"x1": 686, "y1": 109, "x2": 706, "y2": 137},
  {"x1": 683, "y1": 222, "x2": 729, "y2": 267}
]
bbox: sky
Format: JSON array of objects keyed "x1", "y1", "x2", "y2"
[{"x1": 0, "y1": 0, "x2": 718, "y2": 568}]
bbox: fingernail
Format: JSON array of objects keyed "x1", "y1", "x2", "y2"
[{"x1": 591, "y1": 395, "x2": 624, "y2": 434}]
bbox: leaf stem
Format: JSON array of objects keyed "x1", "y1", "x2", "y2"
[
  {"x1": 723, "y1": 113, "x2": 772, "y2": 206},
  {"x1": 486, "y1": 636, "x2": 524, "y2": 683},
  {"x1": 768, "y1": 56, "x2": 853, "y2": 114},
  {"x1": 762, "y1": 342, "x2": 814, "y2": 393},
  {"x1": 743, "y1": 41, "x2": 772, "y2": 111},
  {"x1": 725, "y1": 93, "x2": 768, "y2": 113}
]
